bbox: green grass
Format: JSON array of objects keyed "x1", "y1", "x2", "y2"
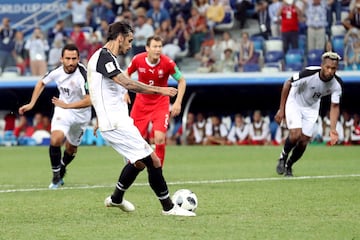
[{"x1": 1, "y1": 145, "x2": 360, "y2": 240}]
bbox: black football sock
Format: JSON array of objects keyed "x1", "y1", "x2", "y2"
[
  {"x1": 49, "y1": 145, "x2": 61, "y2": 171},
  {"x1": 280, "y1": 137, "x2": 297, "y2": 160},
  {"x1": 142, "y1": 155, "x2": 173, "y2": 211},
  {"x1": 287, "y1": 143, "x2": 307, "y2": 168},
  {"x1": 112, "y1": 163, "x2": 141, "y2": 204},
  {"x1": 61, "y1": 150, "x2": 75, "y2": 167}
]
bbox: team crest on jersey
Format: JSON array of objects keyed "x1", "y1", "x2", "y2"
[{"x1": 158, "y1": 69, "x2": 164, "y2": 78}]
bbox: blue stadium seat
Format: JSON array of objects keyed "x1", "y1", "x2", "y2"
[
  {"x1": 251, "y1": 35, "x2": 265, "y2": 53},
  {"x1": 243, "y1": 63, "x2": 260, "y2": 72},
  {"x1": 332, "y1": 36, "x2": 344, "y2": 58},
  {"x1": 307, "y1": 49, "x2": 323, "y2": 66},
  {"x1": 298, "y1": 35, "x2": 306, "y2": 52},
  {"x1": 285, "y1": 48, "x2": 304, "y2": 65},
  {"x1": 285, "y1": 62, "x2": 303, "y2": 72},
  {"x1": 265, "y1": 50, "x2": 283, "y2": 63}
]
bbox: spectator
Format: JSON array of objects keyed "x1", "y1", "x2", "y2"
[
  {"x1": 131, "y1": 0, "x2": 151, "y2": 12},
  {"x1": 162, "y1": 15, "x2": 190, "y2": 60},
  {"x1": 69, "y1": 24, "x2": 88, "y2": 60},
  {"x1": 350, "y1": 113, "x2": 360, "y2": 144},
  {"x1": 238, "y1": 31, "x2": 258, "y2": 71},
  {"x1": 111, "y1": 0, "x2": 133, "y2": 16},
  {"x1": 206, "y1": 0, "x2": 226, "y2": 37},
  {"x1": 273, "y1": 121, "x2": 289, "y2": 145},
  {"x1": 4, "y1": 111, "x2": 16, "y2": 132},
  {"x1": 193, "y1": 112, "x2": 206, "y2": 144},
  {"x1": 173, "y1": 112, "x2": 196, "y2": 145},
  {"x1": 255, "y1": 0, "x2": 271, "y2": 40},
  {"x1": 234, "y1": 0, "x2": 253, "y2": 29},
  {"x1": 25, "y1": 27, "x2": 49, "y2": 76},
  {"x1": 341, "y1": 110, "x2": 354, "y2": 144},
  {"x1": 48, "y1": 39, "x2": 63, "y2": 70},
  {"x1": 146, "y1": 0, "x2": 171, "y2": 29},
  {"x1": 344, "y1": 28, "x2": 360, "y2": 70},
  {"x1": 47, "y1": 19, "x2": 68, "y2": 46},
  {"x1": 67, "y1": 0, "x2": 89, "y2": 27},
  {"x1": 268, "y1": 0, "x2": 282, "y2": 38},
  {"x1": 13, "y1": 31, "x2": 29, "y2": 75},
  {"x1": 227, "y1": 113, "x2": 250, "y2": 145},
  {"x1": 304, "y1": 0, "x2": 328, "y2": 52},
  {"x1": 212, "y1": 31, "x2": 238, "y2": 61},
  {"x1": 278, "y1": 0, "x2": 301, "y2": 54},
  {"x1": 13, "y1": 115, "x2": 34, "y2": 138},
  {"x1": 169, "y1": 0, "x2": 192, "y2": 26},
  {"x1": 203, "y1": 115, "x2": 229, "y2": 145},
  {"x1": 87, "y1": 0, "x2": 114, "y2": 30},
  {"x1": 193, "y1": 0, "x2": 210, "y2": 17},
  {"x1": 0, "y1": 17, "x2": 16, "y2": 73},
  {"x1": 132, "y1": 11, "x2": 155, "y2": 55},
  {"x1": 248, "y1": 110, "x2": 270, "y2": 145},
  {"x1": 343, "y1": 0, "x2": 360, "y2": 30},
  {"x1": 187, "y1": 7, "x2": 208, "y2": 57},
  {"x1": 216, "y1": 48, "x2": 237, "y2": 72},
  {"x1": 195, "y1": 45, "x2": 216, "y2": 73}
]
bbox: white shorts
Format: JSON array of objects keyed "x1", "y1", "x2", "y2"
[
  {"x1": 51, "y1": 108, "x2": 90, "y2": 146},
  {"x1": 101, "y1": 125, "x2": 153, "y2": 164},
  {"x1": 285, "y1": 97, "x2": 319, "y2": 137}
]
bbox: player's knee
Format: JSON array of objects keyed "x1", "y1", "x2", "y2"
[{"x1": 134, "y1": 161, "x2": 146, "y2": 170}]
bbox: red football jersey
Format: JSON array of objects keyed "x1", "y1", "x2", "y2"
[{"x1": 127, "y1": 52, "x2": 177, "y2": 104}]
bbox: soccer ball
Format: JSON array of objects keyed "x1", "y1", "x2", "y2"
[{"x1": 172, "y1": 189, "x2": 198, "y2": 212}]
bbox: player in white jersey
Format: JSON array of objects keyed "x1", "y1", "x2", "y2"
[
  {"x1": 274, "y1": 51, "x2": 343, "y2": 177},
  {"x1": 19, "y1": 44, "x2": 92, "y2": 189},
  {"x1": 87, "y1": 21, "x2": 195, "y2": 216}
]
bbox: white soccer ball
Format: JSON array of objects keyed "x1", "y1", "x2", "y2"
[{"x1": 172, "y1": 189, "x2": 198, "y2": 212}]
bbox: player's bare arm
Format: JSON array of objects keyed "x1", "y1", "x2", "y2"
[
  {"x1": 113, "y1": 73, "x2": 178, "y2": 96},
  {"x1": 329, "y1": 102, "x2": 340, "y2": 145},
  {"x1": 18, "y1": 80, "x2": 46, "y2": 115},
  {"x1": 51, "y1": 95, "x2": 92, "y2": 109},
  {"x1": 275, "y1": 79, "x2": 292, "y2": 124},
  {"x1": 171, "y1": 77, "x2": 186, "y2": 117}
]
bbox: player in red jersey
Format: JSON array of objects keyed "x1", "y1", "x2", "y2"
[{"x1": 125, "y1": 35, "x2": 186, "y2": 167}]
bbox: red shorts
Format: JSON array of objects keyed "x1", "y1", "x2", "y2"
[{"x1": 130, "y1": 100, "x2": 169, "y2": 138}]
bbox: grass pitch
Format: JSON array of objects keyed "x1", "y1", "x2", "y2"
[{"x1": 0, "y1": 145, "x2": 359, "y2": 240}]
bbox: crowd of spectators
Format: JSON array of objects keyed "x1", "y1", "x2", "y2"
[
  {"x1": 0, "y1": 0, "x2": 359, "y2": 75},
  {"x1": 167, "y1": 110, "x2": 360, "y2": 146}
]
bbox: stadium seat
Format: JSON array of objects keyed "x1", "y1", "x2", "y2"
[
  {"x1": 285, "y1": 48, "x2": 304, "y2": 65},
  {"x1": 251, "y1": 35, "x2": 265, "y2": 58},
  {"x1": 1, "y1": 66, "x2": 20, "y2": 77},
  {"x1": 264, "y1": 50, "x2": 283, "y2": 63},
  {"x1": 285, "y1": 62, "x2": 303, "y2": 72},
  {"x1": 243, "y1": 63, "x2": 260, "y2": 72},
  {"x1": 264, "y1": 38, "x2": 283, "y2": 52},
  {"x1": 261, "y1": 62, "x2": 282, "y2": 72},
  {"x1": 214, "y1": 11, "x2": 235, "y2": 31},
  {"x1": 307, "y1": 49, "x2": 323, "y2": 66},
  {"x1": 332, "y1": 35, "x2": 344, "y2": 58},
  {"x1": 298, "y1": 34, "x2": 306, "y2": 51}
]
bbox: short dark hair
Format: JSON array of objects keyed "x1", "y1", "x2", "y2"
[
  {"x1": 107, "y1": 21, "x2": 134, "y2": 41},
  {"x1": 146, "y1": 35, "x2": 163, "y2": 47},
  {"x1": 62, "y1": 44, "x2": 79, "y2": 57}
]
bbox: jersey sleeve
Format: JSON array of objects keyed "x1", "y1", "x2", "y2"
[
  {"x1": 127, "y1": 55, "x2": 138, "y2": 76},
  {"x1": 331, "y1": 82, "x2": 342, "y2": 104},
  {"x1": 41, "y1": 69, "x2": 56, "y2": 85},
  {"x1": 165, "y1": 55, "x2": 183, "y2": 81},
  {"x1": 96, "y1": 49, "x2": 122, "y2": 79}
]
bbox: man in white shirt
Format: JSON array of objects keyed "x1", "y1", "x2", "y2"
[
  {"x1": 275, "y1": 51, "x2": 343, "y2": 177},
  {"x1": 87, "y1": 21, "x2": 195, "y2": 217}
]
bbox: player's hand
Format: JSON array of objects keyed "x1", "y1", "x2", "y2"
[
  {"x1": 330, "y1": 130, "x2": 339, "y2": 146},
  {"x1": 171, "y1": 102, "x2": 181, "y2": 117},
  {"x1": 18, "y1": 104, "x2": 32, "y2": 115},
  {"x1": 274, "y1": 109, "x2": 285, "y2": 124},
  {"x1": 161, "y1": 87, "x2": 177, "y2": 97},
  {"x1": 124, "y1": 92, "x2": 131, "y2": 104},
  {"x1": 52, "y1": 97, "x2": 67, "y2": 109}
]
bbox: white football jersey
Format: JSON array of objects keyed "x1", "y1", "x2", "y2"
[
  {"x1": 87, "y1": 48, "x2": 132, "y2": 131},
  {"x1": 42, "y1": 64, "x2": 91, "y2": 122},
  {"x1": 289, "y1": 67, "x2": 342, "y2": 109}
]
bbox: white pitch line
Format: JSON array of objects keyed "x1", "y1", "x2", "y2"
[{"x1": 1, "y1": 174, "x2": 360, "y2": 194}]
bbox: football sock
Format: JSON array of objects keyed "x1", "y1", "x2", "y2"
[
  {"x1": 280, "y1": 137, "x2": 296, "y2": 159},
  {"x1": 49, "y1": 145, "x2": 61, "y2": 171},
  {"x1": 287, "y1": 143, "x2": 307, "y2": 168},
  {"x1": 61, "y1": 150, "x2": 75, "y2": 167},
  {"x1": 112, "y1": 163, "x2": 141, "y2": 204},
  {"x1": 142, "y1": 155, "x2": 173, "y2": 211},
  {"x1": 155, "y1": 143, "x2": 165, "y2": 166}
]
